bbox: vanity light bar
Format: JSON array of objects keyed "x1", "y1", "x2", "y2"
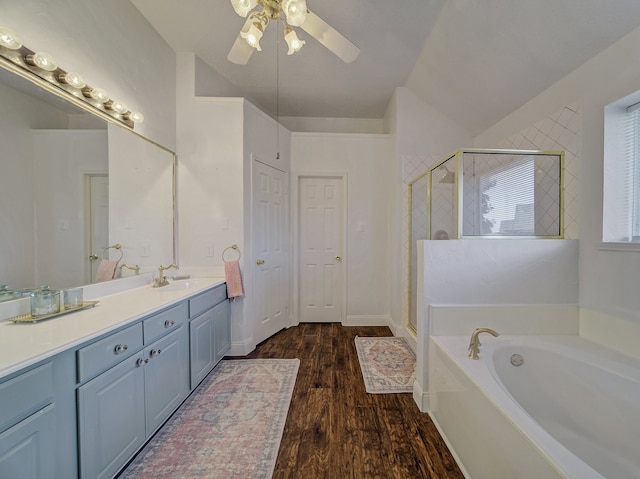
[{"x1": 0, "y1": 26, "x2": 144, "y2": 128}]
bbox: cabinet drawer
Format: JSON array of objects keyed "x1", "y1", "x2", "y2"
[
  {"x1": 189, "y1": 284, "x2": 227, "y2": 318},
  {"x1": 77, "y1": 323, "x2": 143, "y2": 383},
  {"x1": 143, "y1": 302, "x2": 187, "y2": 345},
  {"x1": 0, "y1": 362, "x2": 53, "y2": 433}
]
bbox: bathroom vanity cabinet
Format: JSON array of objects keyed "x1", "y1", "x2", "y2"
[
  {"x1": 0, "y1": 279, "x2": 229, "y2": 479},
  {"x1": 0, "y1": 351, "x2": 77, "y2": 479},
  {"x1": 189, "y1": 285, "x2": 231, "y2": 388},
  {"x1": 77, "y1": 302, "x2": 189, "y2": 479}
]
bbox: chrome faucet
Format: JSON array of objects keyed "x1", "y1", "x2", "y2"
[
  {"x1": 468, "y1": 327, "x2": 500, "y2": 360},
  {"x1": 153, "y1": 264, "x2": 179, "y2": 288}
]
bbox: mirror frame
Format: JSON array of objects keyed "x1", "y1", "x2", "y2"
[{"x1": 0, "y1": 55, "x2": 178, "y2": 282}]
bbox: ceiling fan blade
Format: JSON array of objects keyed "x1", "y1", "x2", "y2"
[
  {"x1": 227, "y1": 16, "x2": 256, "y2": 65},
  {"x1": 300, "y1": 10, "x2": 360, "y2": 63}
]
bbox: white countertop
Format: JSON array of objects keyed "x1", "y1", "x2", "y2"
[{"x1": 0, "y1": 277, "x2": 225, "y2": 379}]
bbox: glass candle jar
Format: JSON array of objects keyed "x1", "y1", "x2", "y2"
[
  {"x1": 30, "y1": 289, "x2": 60, "y2": 317},
  {"x1": 63, "y1": 288, "x2": 83, "y2": 310}
]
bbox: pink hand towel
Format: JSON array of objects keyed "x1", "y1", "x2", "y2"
[
  {"x1": 224, "y1": 260, "x2": 244, "y2": 299},
  {"x1": 96, "y1": 259, "x2": 118, "y2": 282}
]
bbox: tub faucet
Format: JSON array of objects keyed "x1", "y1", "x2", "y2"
[
  {"x1": 153, "y1": 264, "x2": 179, "y2": 288},
  {"x1": 468, "y1": 327, "x2": 500, "y2": 360}
]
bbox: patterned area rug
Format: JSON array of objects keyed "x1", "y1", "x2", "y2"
[
  {"x1": 355, "y1": 336, "x2": 416, "y2": 394},
  {"x1": 119, "y1": 359, "x2": 299, "y2": 479}
]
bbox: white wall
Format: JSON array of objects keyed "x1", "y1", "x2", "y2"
[
  {"x1": 176, "y1": 54, "x2": 245, "y2": 278},
  {"x1": 176, "y1": 53, "x2": 247, "y2": 350},
  {"x1": 475, "y1": 23, "x2": 640, "y2": 329},
  {"x1": 291, "y1": 133, "x2": 393, "y2": 325},
  {"x1": 33, "y1": 130, "x2": 108, "y2": 288},
  {"x1": 2, "y1": 0, "x2": 176, "y2": 149},
  {"x1": 108, "y1": 124, "x2": 175, "y2": 276},
  {"x1": 279, "y1": 117, "x2": 386, "y2": 134},
  {"x1": 0, "y1": 82, "x2": 72, "y2": 288},
  {"x1": 388, "y1": 87, "x2": 472, "y2": 337},
  {"x1": 177, "y1": 52, "x2": 292, "y2": 354}
]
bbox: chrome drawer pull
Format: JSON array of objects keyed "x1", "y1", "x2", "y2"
[
  {"x1": 164, "y1": 320, "x2": 175, "y2": 328},
  {"x1": 135, "y1": 358, "x2": 148, "y2": 367},
  {"x1": 114, "y1": 344, "x2": 128, "y2": 355},
  {"x1": 150, "y1": 349, "x2": 162, "y2": 358}
]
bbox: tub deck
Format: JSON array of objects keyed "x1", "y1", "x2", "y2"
[{"x1": 429, "y1": 335, "x2": 639, "y2": 479}]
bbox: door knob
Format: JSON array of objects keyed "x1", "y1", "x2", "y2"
[
  {"x1": 89, "y1": 254, "x2": 98, "y2": 260},
  {"x1": 335, "y1": 256, "x2": 342, "y2": 262},
  {"x1": 256, "y1": 259, "x2": 265, "y2": 265}
]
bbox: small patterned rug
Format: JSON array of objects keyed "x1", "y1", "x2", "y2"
[
  {"x1": 119, "y1": 358, "x2": 299, "y2": 479},
  {"x1": 355, "y1": 336, "x2": 416, "y2": 394}
]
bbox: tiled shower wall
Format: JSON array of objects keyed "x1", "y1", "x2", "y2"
[
  {"x1": 495, "y1": 102, "x2": 581, "y2": 240},
  {"x1": 402, "y1": 102, "x2": 581, "y2": 330}
]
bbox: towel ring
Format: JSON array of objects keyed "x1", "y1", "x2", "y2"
[
  {"x1": 102, "y1": 243, "x2": 124, "y2": 262},
  {"x1": 222, "y1": 244, "x2": 241, "y2": 263}
]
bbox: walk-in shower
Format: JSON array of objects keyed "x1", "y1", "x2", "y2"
[{"x1": 408, "y1": 149, "x2": 564, "y2": 332}]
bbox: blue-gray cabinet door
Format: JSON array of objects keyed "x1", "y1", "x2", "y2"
[
  {"x1": 213, "y1": 300, "x2": 231, "y2": 363},
  {"x1": 189, "y1": 308, "x2": 215, "y2": 388},
  {"x1": 0, "y1": 403, "x2": 55, "y2": 479},
  {"x1": 78, "y1": 354, "x2": 145, "y2": 479},
  {"x1": 144, "y1": 326, "x2": 189, "y2": 434}
]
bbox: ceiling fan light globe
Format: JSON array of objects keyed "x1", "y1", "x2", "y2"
[
  {"x1": 241, "y1": 23, "x2": 263, "y2": 51},
  {"x1": 284, "y1": 29, "x2": 305, "y2": 55},
  {"x1": 230, "y1": 0, "x2": 257, "y2": 17},
  {"x1": 282, "y1": 0, "x2": 307, "y2": 26}
]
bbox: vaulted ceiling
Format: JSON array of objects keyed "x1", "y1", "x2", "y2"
[{"x1": 132, "y1": 0, "x2": 640, "y2": 135}]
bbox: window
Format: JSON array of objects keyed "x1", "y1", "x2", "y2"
[
  {"x1": 479, "y1": 157, "x2": 535, "y2": 235},
  {"x1": 461, "y1": 151, "x2": 562, "y2": 237},
  {"x1": 626, "y1": 103, "x2": 640, "y2": 239},
  {"x1": 603, "y1": 91, "x2": 640, "y2": 244}
]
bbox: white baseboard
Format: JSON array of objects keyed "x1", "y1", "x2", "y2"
[
  {"x1": 228, "y1": 338, "x2": 254, "y2": 357},
  {"x1": 412, "y1": 380, "x2": 430, "y2": 412},
  {"x1": 344, "y1": 314, "x2": 392, "y2": 327}
]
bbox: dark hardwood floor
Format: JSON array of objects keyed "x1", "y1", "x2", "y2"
[{"x1": 236, "y1": 323, "x2": 464, "y2": 479}]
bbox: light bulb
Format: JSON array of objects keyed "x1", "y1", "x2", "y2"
[
  {"x1": 0, "y1": 27, "x2": 21, "y2": 50},
  {"x1": 106, "y1": 100, "x2": 128, "y2": 114},
  {"x1": 241, "y1": 23, "x2": 264, "y2": 51},
  {"x1": 230, "y1": 0, "x2": 257, "y2": 17},
  {"x1": 126, "y1": 111, "x2": 144, "y2": 123},
  {"x1": 26, "y1": 52, "x2": 57, "y2": 71},
  {"x1": 58, "y1": 71, "x2": 86, "y2": 89},
  {"x1": 284, "y1": 28, "x2": 305, "y2": 55},
  {"x1": 110, "y1": 101, "x2": 128, "y2": 115},
  {"x1": 282, "y1": 0, "x2": 307, "y2": 27},
  {"x1": 89, "y1": 87, "x2": 110, "y2": 103}
]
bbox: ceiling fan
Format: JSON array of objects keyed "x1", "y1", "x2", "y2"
[{"x1": 227, "y1": 0, "x2": 360, "y2": 65}]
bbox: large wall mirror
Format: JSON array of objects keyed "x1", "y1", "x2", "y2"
[{"x1": 0, "y1": 60, "x2": 176, "y2": 293}]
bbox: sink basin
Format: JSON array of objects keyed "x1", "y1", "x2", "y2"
[{"x1": 153, "y1": 281, "x2": 192, "y2": 292}]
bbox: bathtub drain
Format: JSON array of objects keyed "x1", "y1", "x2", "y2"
[{"x1": 510, "y1": 354, "x2": 524, "y2": 367}]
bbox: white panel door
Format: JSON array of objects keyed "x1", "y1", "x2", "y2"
[
  {"x1": 299, "y1": 177, "x2": 343, "y2": 322},
  {"x1": 88, "y1": 174, "x2": 109, "y2": 282},
  {"x1": 252, "y1": 160, "x2": 288, "y2": 345}
]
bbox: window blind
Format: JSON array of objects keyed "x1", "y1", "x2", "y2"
[
  {"x1": 479, "y1": 157, "x2": 535, "y2": 235},
  {"x1": 624, "y1": 104, "x2": 640, "y2": 239}
]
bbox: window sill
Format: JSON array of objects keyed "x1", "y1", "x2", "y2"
[{"x1": 597, "y1": 242, "x2": 640, "y2": 252}]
